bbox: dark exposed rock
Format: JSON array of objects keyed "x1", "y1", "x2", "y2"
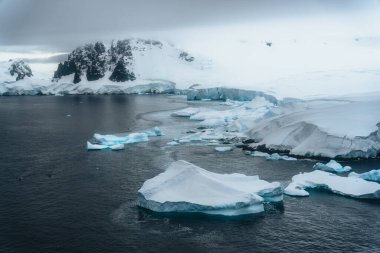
[{"x1": 53, "y1": 40, "x2": 135, "y2": 84}]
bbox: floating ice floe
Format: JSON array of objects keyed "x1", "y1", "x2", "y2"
[
  {"x1": 88, "y1": 127, "x2": 163, "y2": 150},
  {"x1": 137, "y1": 160, "x2": 283, "y2": 216},
  {"x1": 284, "y1": 170, "x2": 380, "y2": 199},
  {"x1": 86, "y1": 141, "x2": 124, "y2": 151},
  {"x1": 266, "y1": 153, "x2": 297, "y2": 161},
  {"x1": 94, "y1": 132, "x2": 149, "y2": 146},
  {"x1": 172, "y1": 107, "x2": 200, "y2": 117},
  {"x1": 167, "y1": 141, "x2": 180, "y2": 146},
  {"x1": 349, "y1": 169, "x2": 380, "y2": 183},
  {"x1": 284, "y1": 183, "x2": 309, "y2": 197},
  {"x1": 215, "y1": 146, "x2": 233, "y2": 152},
  {"x1": 313, "y1": 160, "x2": 351, "y2": 173},
  {"x1": 144, "y1": 127, "x2": 164, "y2": 137},
  {"x1": 250, "y1": 151, "x2": 270, "y2": 158}
]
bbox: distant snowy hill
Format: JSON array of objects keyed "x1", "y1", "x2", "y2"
[
  {"x1": 1, "y1": 36, "x2": 380, "y2": 98},
  {"x1": 0, "y1": 38, "x2": 216, "y2": 95}
]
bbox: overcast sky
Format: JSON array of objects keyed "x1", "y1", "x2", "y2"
[{"x1": 0, "y1": 0, "x2": 379, "y2": 53}]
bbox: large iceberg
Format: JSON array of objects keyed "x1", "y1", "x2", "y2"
[
  {"x1": 137, "y1": 160, "x2": 283, "y2": 216},
  {"x1": 313, "y1": 160, "x2": 351, "y2": 173},
  {"x1": 247, "y1": 98, "x2": 380, "y2": 158},
  {"x1": 284, "y1": 170, "x2": 380, "y2": 199},
  {"x1": 349, "y1": 169, "x2": 380, "y2": 183}
]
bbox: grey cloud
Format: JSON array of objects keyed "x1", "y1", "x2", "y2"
[{"x1": 0, "y1": 0, "x2": 378, "y2": 51}]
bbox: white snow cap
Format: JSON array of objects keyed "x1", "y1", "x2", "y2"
[{"x1": 138, "y1": 160, "x2": 283, "y2": 216}]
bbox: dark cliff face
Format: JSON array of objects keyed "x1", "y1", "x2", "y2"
[
  {"x1": 53, "y1": 40, "x2": 135, "y2": 83},
  {"x1": 9, "y1": 60, "x2": 33, "y2": 81}
]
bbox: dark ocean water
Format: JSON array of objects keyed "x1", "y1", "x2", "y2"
[{"x1": 0, "y1": 95, "x2": 379, "y2": 253}]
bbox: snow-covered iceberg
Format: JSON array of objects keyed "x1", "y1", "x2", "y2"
[
  {"x1": 313, "y1": 160, "x2": 351, "y2": 173},
  {"x1": 284, "y1": 170, "x2": 380, "y2": 199},
  {"x1": 89, "y1": 127, "x2": 163, "y2": 150},
  {"x1": 94, "y1": 132, "x2": 149, "y2": 145},
  {"x1": 349, "y1": 169, "x2": 380, "y2": 183},
  {"x1": 137, "y1": 160, "x2": 283, "y2": 216},
  {"x1": 248, "y1": 98, "x2": 380, "y2": 158}
]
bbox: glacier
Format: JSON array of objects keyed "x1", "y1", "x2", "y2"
[
  {"x1": 313, "y1": 160, "x2": 351, "y2": 173},
  {"x1": 349, "y1": 169, "x2": 380, "y2": 183},
  {"x1": 137, "y1": 160, "x2": 283, "y2": 216},
  {"x1": 284, "y1": 170, "x2": 380, "y2": 199}
]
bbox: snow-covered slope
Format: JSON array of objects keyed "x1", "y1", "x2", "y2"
[
  {"x1": 0, "y1": 38, "x2": 213, "y2": 95},
  {"x1": 247, "y1": 98, "x2": 380, "y2": 158}
]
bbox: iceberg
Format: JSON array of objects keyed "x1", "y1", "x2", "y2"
[
  {"x1": 284, "y1": 183, "x2": 309, "y2": 197},
  {"x1": 313, "y1": 160, "x2": 351, "y2": 173},
  {"x1": 137, "y1": 160, "x2": 283, "y2": 216},
  {"x1": 215, "y1": 146, "x2": 233, "y2": 152},
  {"x1": 94, "y1": 127, "x2": 164, "y2": 146},
  {"x1": 86, "y1": 141, "x2": 124, "y2": 151},
  {"x1": 349, "y1": 169, "x2": 380, "y2": 183},
  {"x1": 266, "y1": 153, "x2": 297, "y2": 161},
  {"x1": 167, "y1": 141, "x2": 180, "y2": 146},
  {"x1": 144, "y1": 127, "x2": 164, "y2": 137},
  {"x1": 94, "y1": 132, "x2": 149, "y2": 145},
  {"x1": 284, "y1": 170, "x2": 380, "y2": 199},
  {"x1": 251, "y1": 151, "x2": 270, "y2": 158}
]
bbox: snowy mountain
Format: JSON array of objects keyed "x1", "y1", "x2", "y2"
[
  {"x1": 0, "y1": 38, "x2": 213, "y2": 95},
  {"x1": 53, "y1": 38, "x2": 212, "y2": 87}
]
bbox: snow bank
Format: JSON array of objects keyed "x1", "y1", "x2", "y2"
[
  {"x1": 284, "y1": 170, "x2": 380, "y2": 199},
  {"x1": 187, "y1": 87, "x2": 278, "y2": 103},
  {"x1": 248, "y1": 99, "x2": 380, "y2": 158},
  {"x1": 313, "y1": 160, "x2": 351, "y2": 173},
  {"x1": 349, "y1": 169, "x2": 380, "y2": 183},
  {"x1": 137, "y1": 160, "x2": 283, "y2": 216}
]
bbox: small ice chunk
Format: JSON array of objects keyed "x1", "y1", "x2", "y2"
[
  {"x1": 86, "y1": 141, "x2": 124, "y2": 151},
  {"x1": 251, "y1": 151, "x2": 270, "y2": 158},
  {"x1": 137, "y1": 160, "x2": 283, "y2": 216},
  {"x1": 313, "y1": 160, "x2": 351, "y2": 173},
  {"x1": 244, "y1": 150, "x2": 252, "y2": 155},
  {"x1": 284, "y1": 182, "x2": 309, "y2": 197},
  {"x1": 172, "y1": 107, "x2": 200, "y2": 117},
  {"x1": 349, "y1": 169, "x2": 380, "y2": 183},
  {"x1": 286, "y1": 170, "x2": 380, "y2": 199},
  {"x1": 167, "y1": 141, "x2": 180, "y2": 146},
  {"x1": 215, "y1": 146, "x2": 233, "y2": 152},
  {"x1": 145, "y1": 127, "x2": 163, "y2": 137},
  {"x1": 266, "y1": 153, "x2": 297, "y2": 161}
]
